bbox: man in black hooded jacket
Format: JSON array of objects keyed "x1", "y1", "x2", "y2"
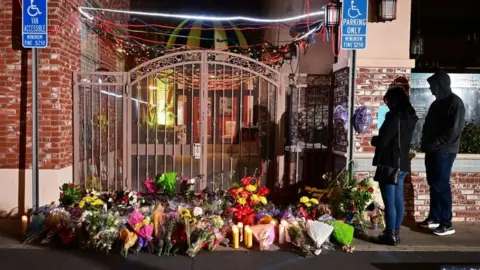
[{"x1": 418, "y1": 71, "x2": 465, "y2": 236}]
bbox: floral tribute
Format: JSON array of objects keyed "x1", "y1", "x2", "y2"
[
  {"x1": 23, "y1": 164, "x2": 380, "y2": 259},
  {"x1": 225, "y1": 167, "x2": 270, "y2": 226}
]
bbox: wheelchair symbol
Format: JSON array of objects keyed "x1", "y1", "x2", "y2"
[
  {"x1": 27, "y1": 0, "x2": 42, "y2": 17},
  {"x1": 348, "y1": 0, "x2": 362, "y2": 18}
]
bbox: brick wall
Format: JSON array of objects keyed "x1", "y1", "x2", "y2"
[
  {"x1": 354, "y1": 67, "x2": 411, "y2": 153},
  {"x1": 0, "y1": 0, "x2": 128, "y2": 170},
  {"x1": 411, "y1": 172, "x2": 480, "y2": 222}
]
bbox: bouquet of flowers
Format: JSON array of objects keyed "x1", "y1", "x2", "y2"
[
  {"x1": 41, "y1": 207, "x2": 73, "y2": 244},
  {"x1": 225, "y1": 173, "x2": 269, "y2": 225},
  {"x1": 305, "y1": 220, "x2": 333, "y2": 252},
  {"x1": 186, "y1": 228, "x2": 211, "y2": 257},
  {"x1": 83, "y1": 210, "x2": 120, "y2": 253},
  {"x1": 158, "y1": 211, "x2": 178, "y2": 256},
  {"x1": 251, "y1": 223, "x2": 275, "y2": 251},
  {"x1": 119, "y1": 226, "x2": 138, "y2": 257},
  {"x1": 298, "y1": 196, "x2": 319, "y2": 220},
  {"x1": 78, "y1": 194, "x2": 104, "y2": 211},
  {"x1": 156, "y1": 172, "x2": 178, "y2": 197},
  {"x1": 127, "y1": 210, "x2": 153, "y2": 254},
  {"x1": 59, "y1": 183, "x2": 83, "y2": 206},
  {"x1": 180, "y1": 176, "x2": 196, "y2": 201},
  {"x1": 287, "y1": 221, "x2": 314, "y2": 258}
]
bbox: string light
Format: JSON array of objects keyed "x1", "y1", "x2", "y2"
[{"x1": 78, "y1": 6, "x2": 325, "y2": 23}]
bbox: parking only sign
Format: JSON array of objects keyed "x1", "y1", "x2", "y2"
[
  {"x1": 341, "y1": 0, "x2": 368, "y2": 50},
  {"x1": 22, "y1": 0, "x2": 48, "y2": 48}
]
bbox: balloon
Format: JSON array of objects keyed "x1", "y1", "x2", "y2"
[
  {"x1": 333, "y1": 105, "x2": 348, "y2": 131},
  {"x1": 353, "y1": 106, "x2": 373, "y2": 134}
]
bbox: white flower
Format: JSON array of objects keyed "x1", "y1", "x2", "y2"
[
  {"x1": 188, "y1": 178, "x2": 196, "y2": 185},
  {"x1": 193, "y1": 207, "x2": 203, "y2": 217},
  {"x1": 365, "y1": 179, "x2": 384, "y2": 210}
]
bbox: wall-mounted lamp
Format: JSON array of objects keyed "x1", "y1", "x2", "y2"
[
  {"x1": 324, "y1": 1, "x2": 341, "y2": 27},
  {"x1": 378, "y1": 0, "x2": 397, "y2": 22}
]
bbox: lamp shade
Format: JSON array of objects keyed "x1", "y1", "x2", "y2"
[
  {"x1": 378, "y1": 0, "x2": 397, "y2": 22},
  {"x1": 324, "y1": 2, "x2": 341, "y2": 26}
]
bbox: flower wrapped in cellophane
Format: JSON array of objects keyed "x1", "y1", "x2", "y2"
[
  {"x1": 186, "y1": 219, "x2": 212, "y2": 257},
  {"x1": 41, "y1": 207, "x2": 73, "y2": 245},
  {"x1": 157, "y1": 211, "x2": 178, "y2": 256},
  {"x1": 251, "y1": 223, "x2": 275, "y2": 251},
  {"x1": 287, "y1": 221, "x2": 314, "y2": 258},
  {"x1": 128, "y1": 210, "x2": 153, "y2": 254},
  {"x1": 305, "y1": 220, "x2": 333, "y2": 255},
  {"x1": 206, "y1": 216, "x2": 228, "y2": 251},
  {"x1": 119, "y1": 226, "x2": 138, "y2": 257},
  {"x1": 83, "y1": 210, "x2": 120, "y2": 253}
]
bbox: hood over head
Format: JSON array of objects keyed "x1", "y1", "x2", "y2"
[{"x1": 427, "y1": 71, "x2": 452, "y2": 100}]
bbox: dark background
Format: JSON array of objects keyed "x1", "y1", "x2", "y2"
[{"x1": 411, "y1": 0, "x2": 480, "y2": 72}]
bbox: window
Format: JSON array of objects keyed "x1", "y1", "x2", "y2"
[{"x1": 410, "y1": 73, "x2": 480, "y2": 148}]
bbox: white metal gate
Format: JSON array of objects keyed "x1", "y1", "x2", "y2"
[{"x1": 74, "y1": 50, "x2": 283, "y2": 192}]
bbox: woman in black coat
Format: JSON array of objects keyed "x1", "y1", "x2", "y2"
[{"x1": 371, "y1": 86, "x2": 418, "y2": 246}]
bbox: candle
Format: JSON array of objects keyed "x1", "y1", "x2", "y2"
[
  {"x1": 281, "y1": 220, "x2": 290, "y2": 243},
  {"x1": 244, "y1": 226, "x2": 253, "y2": 248},
  {"x1": 278, "y1": 223, "x2": 285, "y2": 244},
  {"x1": 21, "y1": 215, "x2": 28, "y2": 236},
  {"x1": 232, "y1": 225, "x2": 239, "y2": 249},
  {"x1": 237, "y1": 222, "x2": 244, "y2": 242}
]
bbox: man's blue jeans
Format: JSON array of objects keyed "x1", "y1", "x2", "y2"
[
  {"x1": 425, "y1": 152, "x2": 456, "y2": 227},
  {"x1": 380, "y1": 171, "x2": 408, "y2": 230}
]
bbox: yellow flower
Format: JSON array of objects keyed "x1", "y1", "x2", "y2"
[
  {"x1": 246, "y1": 185, "x2": 257, "y2": 192},
  {"x1": 300, "y1": 196, "x2": 309, "y2": 204},
  {"x1": 236, "y1": 187, "x2": 244, "y2": 193},
  {"x1": 305, "y1": 186, "x2": 311, "y2": 191},
  {"x1": 251, "y1": 194, "x2": 260, "y2": 202},
  {"x1": 310, "y1": 198, "x2": 319, "y2": 205},
  {"x1": 78, "y1": 200, "x2": 85, "y2": 208},
  {"x1": 237, "y1": 197, "x2": 247, "y2": 205},
  {"x1": 259, "y1": 196, "x2": 267, "y2": 205},
  {"x1": 305, "y1": 202, "x2": 312, "y2": 208},
  {"x1": 92, "y1": 199, "x2": 103, "y2": 206}
]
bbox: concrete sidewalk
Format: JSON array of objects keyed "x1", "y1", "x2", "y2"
[
  {"x1": 2, "y1": 218, "x2": 480, "y2": 252},
  {"x1": 354, "y1": 221, "x2": 480, "y2": 252}
]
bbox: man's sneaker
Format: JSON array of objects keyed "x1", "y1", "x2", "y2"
[
  {"x1": 418, "y1": 218, "x2": 440, "y2": 229},
  {"x1": 432, "y1": 225, "x2": 455, "y2": 236}
]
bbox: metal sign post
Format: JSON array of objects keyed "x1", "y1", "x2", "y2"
[
  {"x1": 22, "y1": 0, "x2": 48, "y2": 210},
  {"x1": 341, "y1": 0, "x2": 368, "y2": 180}
]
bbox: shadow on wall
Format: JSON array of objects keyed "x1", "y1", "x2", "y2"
[{"x1": 5, "y1": 0, "x2": 29, "y2": 218}]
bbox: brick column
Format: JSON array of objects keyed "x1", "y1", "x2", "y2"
[{"x1": 0, "y1": 0, "x2": 128, "y2": 215}]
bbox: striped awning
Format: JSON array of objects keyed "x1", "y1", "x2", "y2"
[{"x1": 166, "y1": 20, "x2": 248, "y2": 50}]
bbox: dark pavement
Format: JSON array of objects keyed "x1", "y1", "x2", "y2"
[
  {"x1": 1, "y1": 247, "x2": 480, "y2": 270},
  {"x1": 2, "y1": 219, "x2": 480, "y2": 270}
]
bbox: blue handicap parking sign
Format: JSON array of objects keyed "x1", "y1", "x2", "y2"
[
  {"x1": 22, "y1": 0, "x2": 48, "y2": 48},
  {"x1": 341, "y1": 0, "x2": 368, "y2": 50}
]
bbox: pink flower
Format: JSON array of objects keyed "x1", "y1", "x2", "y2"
[
  {"x1": 144, "y1": 178, "x2": 157, "y2": 193},
  {"x1": 128, "y1": 210, "x2": 144, "y2": 227},
  {"x1": 136, "y1": 224, "x2": 153, "y2": 240}
]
